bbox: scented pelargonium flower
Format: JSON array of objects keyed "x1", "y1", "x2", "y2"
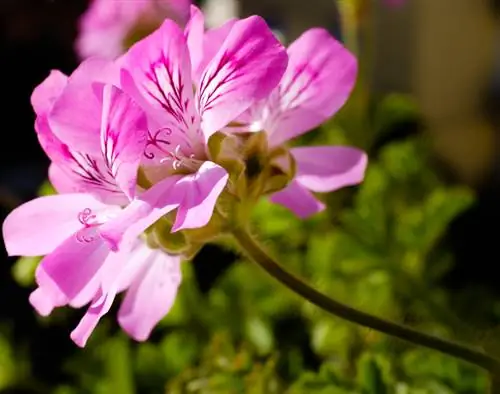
[
  {"x1": 224, "y1": 28, "x2": 368, "y2": 218},
  {"x1": 98, "y1": 11, "x2": 288, "y2": 249},
  {"x1": 76, "y1": 0, "x2": 191, "y2": 60},
  {"x1": 3, "y1": 63, "x2": 182, "y2": 346}
]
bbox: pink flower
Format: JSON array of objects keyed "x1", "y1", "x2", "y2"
[
  {"x1": 76, "y1": 0, "x2": 191, "y2": 60},
  {"x1": 228, "y1": 28, "x2": 368, "y2": 218},
  {"x1": 98, "y1": 10, "x2": 288, "y2": 248},
  {"x1": 3, "y1": 64, "x2": 182, "y2": 346},
  {"x1": 3, "y1": 10, "x2": 287, "y2": 345}
]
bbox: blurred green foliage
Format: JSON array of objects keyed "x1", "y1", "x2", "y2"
[{"x1": 3, "y1": 92, "x2": 496, "y2": 393}]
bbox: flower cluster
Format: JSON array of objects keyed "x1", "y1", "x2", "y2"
[{"x1": 3, "y1": 3, "x2": 366, "y2": 346}]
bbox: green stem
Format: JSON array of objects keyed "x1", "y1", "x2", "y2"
[
  {"x1": 231, "y1": 226, "x2": 500, "y2": 373},
  {"x1": 337, "y1": 0, "x2": 359, "y2": 56}
]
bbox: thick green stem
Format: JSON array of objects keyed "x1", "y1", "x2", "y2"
[{"x1": 231, "y1": 226, "x2": 500, "y2": 373}]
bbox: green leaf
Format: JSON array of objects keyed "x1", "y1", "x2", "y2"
[
  {"x1": 101, "y1": 336, "x2": 135, "y2": 394},
  {"x1": 357, "y1": 353, "x2": 392, "y2": 394},
  {"x1": 396, "y1": 187, "x2": 474, "y2": 254},
  {"x1": 244, "y1": 316, "x2": 274, "y2": 355},
  {"x1": 373, "y1": 94, "x2": 420, "y2": 135},
  {"x1": 37, "y1": 180, "x2": 56, "y2": 196},
  {"x1": 12, "y1": 255, "x2": 40, "y2": 287}
]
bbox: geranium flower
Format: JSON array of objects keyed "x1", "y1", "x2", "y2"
[
  {"x1": 3, "y1": 63, "x2": 182, "y2": 346},
  {"x1": 226, "y1": 28, "x2": 368, "y2": 218},
  {"x1": 99, "y1": 13, "x2": 288, "y2": 248}
]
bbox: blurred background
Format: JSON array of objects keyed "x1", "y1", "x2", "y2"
[{"x1": 1, "y1": 0, "x2": 500, "y2": 392}]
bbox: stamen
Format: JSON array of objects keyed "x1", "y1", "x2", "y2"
[{"x1": 158, "y1": 144, "x2": 202, "y2": 172}]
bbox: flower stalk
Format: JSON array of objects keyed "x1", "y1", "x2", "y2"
[{"x1": 231, "y1": 225, "x2": 500, "y2": 373}]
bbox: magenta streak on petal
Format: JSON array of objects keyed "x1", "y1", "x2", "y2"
[
  {"x1": 143, "y1": 59, "x2": 197, "y2": 154},
  {"x1": 280, "y1": 62, "x2": 324, "y2": 109},
  {"x1": 70, "y1": 152, "x2": 122, "y2": 195},
  {"x1": 147, "y1": 60, "x2": 188, "y2": 128},
  {"x1": 198, "y1": 50, "x2": 242, "y2": 113},
  {"x1": 101, "y1": 127, "x2": 119, "y2": 175}
]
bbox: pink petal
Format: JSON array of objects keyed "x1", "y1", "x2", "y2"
[
  {"x1": 120, "y1": 19, "x2": 200, "y2": 155},
  {"x1": 99, "y1": 84, "x2": 148, "y2": 199},
  {"x1": 291, "y1": 146, "x2": 367, "y2": 192},
  {"x1": 184, "y1": 5, "x2": 205, "y2": 78},
  {"x1": 76, "y1": 0, "x2": 134, "y2": 60},
  {"x1": 46, "y1": 144, "x2": 127, "y2": 205},
  {"x1": 269, "y1": 180, "x2": 325, "y2": 219},
  {"x1": 119, "y1": 253, "x2": 181, "y2": 341},
  {"x1": 116, "y1": 240, "x2": 156, "y2": 293},
  {"x1": 101, "y1": 161, "x2": 228, "y2": 248},
  {"x1": 267, "y1": 28, "x2": 357, "y2": 146},
  {"x1": 2, "y1": 194, "x2": 108, "y2": 257},
  {"x1": 37, "y1": 87, "x2": 130, "y2": 204},
  {"x1": 197, "y1": 15, "x2": 287, "y2": 139},
  {"x1": 70, "y1": 286, "x2": 117, "y2": 347},
  {"x1": 35, "y1": 115, "x2": 74, "y2": 165},
  {"x1": 185, "y1": 6, "x2": 237, "y2": 84},
  {"x1": 99, "y1": 175, "x2": 183, "y2": 251},
  {"x1": 29, "y1": 286, "x2": 67, "y2": 317},
  {"x1": 49, "y1": 58, "x2": 120, "y2": 155},
  {"x1": 48, "y1": 163, "x2": 79, "y2": 194},
  {"x1": 31, "y1": 70, "x2": 68, "y2": 116},
  {"x1": 35, "y1": 230, "x2": 112, "y2": 308},
  {"x1": 172, "y1": 161, "x2": 228, "y2": 231}
]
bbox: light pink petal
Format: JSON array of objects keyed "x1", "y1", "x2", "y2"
[
  {"x1": 35, "y1": 115, "x2": 74, "y2": 165},
  {"x1": 184, "y1": 5, "x2": 205, "y2": 78},
  {"x1": 119, "y1": 253, "x2": 181, "y2": 341},
  {"x1": 31, "y1": 70, "x2": 68, "y2": 116},
  {"x1": 37, "y1": 109, "x2": 128, "y2": 204},
  {"x1": 99, "y1": 84, "x2": 148, "y2": 199},
  {"x1": 2, "y1": 194, "x2": 108, "y2": 257},
  {"x1": 291, "y1": 146, "x2": 367, "y2": 192},
  {"x1": 35, "y1": 230, "x2": 111, "y2": 308},
  {"x1": 29, "y1": 286, "x2": 67, "y2": 317},
  {"x1": 120, "y1": 19, "x2": 200, "y2": 155},
  {"x1": 116, "y1": 240, "x2": 157, "y2": 292},
  {"x1": 77, "y1": 26, "x2": 125, "y2": 61},
  {"x1": 49, "y1": 58, "x2": 120, "y2": 155},
  {"x1": 76, "y1": 0, "x2": 134, "y2": 60},
  {"x1": 70, "y1": 286, "x2": 117, "y2": 347},
  {"x1": 101, "y1": 161, "x2": 228, "y2": 248},
  {"x1": 267, "y1": 28, "x2": 357, "y2": 146},
  {"x1": 269, "y1": 180, "x2": 325, "y2": 219},
  {"x1": 172, "y1": 161, "x2": 228, "y2": 231},
  {"x1": 197, "y1": 15, "x2": 287, "y2": 139},
  {"x1": 100, "y1": 175, "x2": 183, "y2": 251},
  {"x1": 184, "y1": 6, "x2": 237, "y2": 84},
  {"x1": 48, "y1": 163, "x2": 79, "y2": 194},
  {"x1": 195, "y1": 18, "x2": 238, "y2": 84}
]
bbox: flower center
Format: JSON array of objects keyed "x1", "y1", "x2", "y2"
[{"x1": 160, "y1": 144, "x2": 202, "y2": 173}]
